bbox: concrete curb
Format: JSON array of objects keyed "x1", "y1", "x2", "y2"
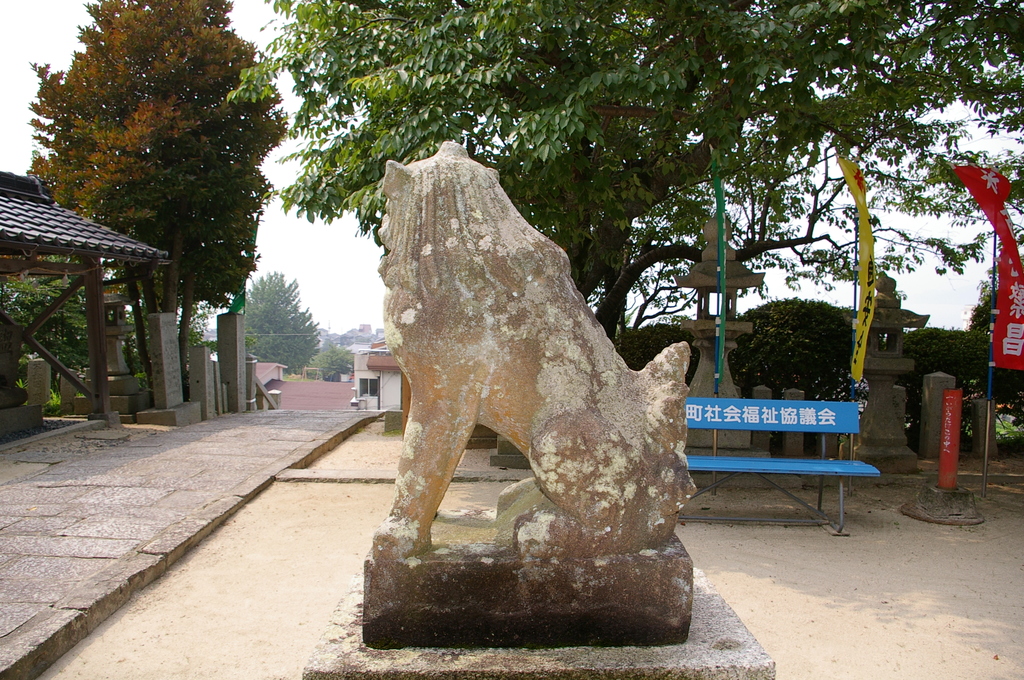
[{"x1": 0, "y1": 412, "x2": 379, "y2": 680}]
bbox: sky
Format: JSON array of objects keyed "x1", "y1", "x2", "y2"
[{"x1": 0, "y1": 0, "x2": 1002, "y2": 334}]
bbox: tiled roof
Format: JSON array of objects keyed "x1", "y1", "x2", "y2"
[{"x1": 0, "y1": 172, "x2": 167, "y2": 262}]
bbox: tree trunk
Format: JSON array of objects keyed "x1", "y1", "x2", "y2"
[
  {"x1": 161, "y1": 226, "x2": 184, "y2": 314},
  {"x1": 177, "y1": 271, "x2": 195, "y2": 400},
  {"x1": 128, "y1": 276, "x2": 152, "y2": 391}
]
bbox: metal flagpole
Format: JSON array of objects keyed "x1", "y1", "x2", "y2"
[{"x1": 983, "y1": 229, "x2": 997, "y2": 497}]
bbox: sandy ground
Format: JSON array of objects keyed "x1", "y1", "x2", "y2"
[{"x1": 37, "y1": 420, "x2": 1024, "y2": 680}]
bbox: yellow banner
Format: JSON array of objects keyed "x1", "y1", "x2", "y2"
[{"x1": 838, "y1": 157, "x2": 876, "y2": 382}]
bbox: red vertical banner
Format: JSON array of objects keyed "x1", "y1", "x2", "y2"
[
  {"x1": 953, "y1": 166, "x2": 1024, "y2": 371},
  {"x1": 938, "y1": 388, "x2": 963, "y2": 490}
]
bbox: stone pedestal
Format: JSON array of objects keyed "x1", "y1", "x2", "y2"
[
  {"x1": 856, "y1": 358, "x2": 917, "y2": 473},
  {"x1": 900, "y1": 485, "x2": 983, "y2": 526},
  {"x1": 363, "y1": 536, "x2": 693, "y2": 649},
  {"x1": 307, "y1": 570, "x2": 774, "y2": 680},
  {"x1": 490, "y1": 435, "x2": 530, "y2": 469},
  {"x1": 217, "y1": 313, "x2": 246, "y2": 413}
]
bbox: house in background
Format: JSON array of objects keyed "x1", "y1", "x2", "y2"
[
  {"x1": 353, "y1": 341, "x2": 402, "y2": 410},
  {"x1": 255, "y1": 362, "x2": 287, "y2": 384}
]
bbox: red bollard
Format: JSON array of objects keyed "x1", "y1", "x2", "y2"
[{"x1": 938, "y1": 388, "x2": 963, "y2": 490}]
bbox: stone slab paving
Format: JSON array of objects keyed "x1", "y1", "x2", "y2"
[{"x1": 0, "y1": 410, "x2": 378, "y2": 680}]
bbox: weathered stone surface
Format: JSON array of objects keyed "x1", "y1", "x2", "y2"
[
  {"x1": 306, "y1": 570, "x2": 774, "y2": 680},
  {"x1": 374, "y1": 141, "x2": 694, "y2": 564},
  {"x1": 148, "y1": 312, "x2": 184, "y2": 410},
  {"x1": 900, "y1": 485, "x2": 984, "y2": 526},
  {"x1": 363, "y1": 536, "x2": 693, "y2": 648}
]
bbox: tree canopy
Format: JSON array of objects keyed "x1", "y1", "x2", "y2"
[
  {"x1": 31, "y1": 0, "x2": 287, "y2": 371},
  {"x1": 311, "y1": 343, "x2": 354, "y2": 380},
  {"x1": 239, "y1": 0, "x2": 1023, "y2": 336},
  {"x1": 245, "y1": 271, "x2": 320, "y2": 370}
]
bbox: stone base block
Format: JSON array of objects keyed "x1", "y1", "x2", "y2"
[
  {"x1": 900, "y1": 485, "x2": 984, "y2": 526},
  {"x1": 136, "y1": 401, "x2": 201, "y2": 427},
  {"x1": 383, "y1": 410, "x2": 403, "y2": 433},
  {"x1": 488, "y1": 453, "x2": 531, "y2": 469},
  {"x1": 855, "y1": 445, "x2": 918, "y2": 473},
  {"x1": 0, "y1": 405, "x2": 43, "y2": 438},
  {"x1": 74, "y1": 392, "x2": 151, "y2": 416},
  {"x1": 306, "y1": 569, "x2": 774, "y2": 680},
  {"x1": 363, "y1": 536, "x2": 693, "y2": 649}
]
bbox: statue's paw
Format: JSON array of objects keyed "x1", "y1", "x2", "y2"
[
  {"x1": 371, "y1": 516, "x2": 425, "y2": 561},
  {"x1": 512, "y1": 510, "x2": 569, "y2": 560}
]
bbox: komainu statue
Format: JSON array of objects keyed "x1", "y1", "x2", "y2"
[{"x1": 364, "y1": 142, "x2": 695, "y2": 648}]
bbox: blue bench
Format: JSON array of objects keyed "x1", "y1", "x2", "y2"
[{"x1": 682, "y1": 455, "x2": 880, "y2": 535}]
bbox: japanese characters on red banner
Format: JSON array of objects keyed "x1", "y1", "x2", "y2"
[{"x1": 953, "y1": 166, "x2": 1024, "y2": 370}]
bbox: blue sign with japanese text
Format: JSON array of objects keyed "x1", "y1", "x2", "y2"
[{"x1": 685, "y1": 398, "x2": 859, "y2": 433}]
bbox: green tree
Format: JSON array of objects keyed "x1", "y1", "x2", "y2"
[
  {"x1": 238, "y1": 0, "x2": 1021, "y2": 337},
  {"x1": 0, "y1": 276, "x2": 89, "y2": 380},
  {"x1": 246, "y1": 272, "x2": 319, "y2": 370},
  {"x1": 730, "y1": 299, "x2": 851, "y2": 402},
  {"x1": 311, "y1": 343, "x2": 354, "y2": 381},
  {"x1": 31, "y1": 0, "x2": 287, "y2": 380}
]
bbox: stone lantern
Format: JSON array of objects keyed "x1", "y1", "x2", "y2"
[
  {"x1": 675, "y1": 217, "x2": 764, "y2": 454},
  {"x1": 75, "y1": 294, "x2": 150, "y2": 419},
  {"x1": 854, "y1": 273, "x2": 927, "y2": 473}
]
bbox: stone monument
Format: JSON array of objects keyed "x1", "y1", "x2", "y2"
[
  {"x1": 674, "y1": 218, "x2": 766, "y2": 456},
  {"x1": 0, "y1": 324, "x2": 42, "y2": 436},
  {"x1": 854, "y1": 273, "x2": 927, "y2": 473},
  {"x1": 136, "y1": 313, "x2": 201, "y2": 426},
  {"x1": 365, "y1": 142, "x2": 696, "y2": 648}
]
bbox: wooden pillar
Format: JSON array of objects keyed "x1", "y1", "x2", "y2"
[{"x1": 83, "y1": 257, "x2": 111, "y2": 417}]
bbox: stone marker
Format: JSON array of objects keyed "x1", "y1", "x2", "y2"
[
  {"x1": 26, "y1": 358, "x2": 50, "y2": 406},
  {"x1": 920, "y1": 372, "x2": 956, "y2": 458},
  {"x1": 59, "y1": 374, "x2": 78, "y2": 414},
  {"x1": 970, "y1": 398, "x2": 998, "y2": 459},
  {"x1": 364, "y1": 142, "x2": 696, "y2": 649},
  {"x1": 782, "y1": 388, "x2": 805, "y2": 456},
  {"x1": 136, "y1": 313, "x2": 200, "y2": 426},
  {"x1": 750, "y1": 385, "x2": 772, "y2": 452},
  {"x1": 217, "y1": 313, "x2": 245, "y2": 413}
]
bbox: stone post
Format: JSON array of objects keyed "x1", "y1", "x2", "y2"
[
  {"x1": 782, "y1": 388, "x2": 805, "y2": 457},
  {"x1": 189, "y1": 345, "x2": 216, "y2": 421},
  {"x1": 491, "y1": 435, "x2": 531, "y2": 469},
  {"x1": 920, "y1": 372, "x2": 956, "y2": 458},
  {"x1": 970, "y1": 398, "x2": 998, "y2": 459},
  {"x1": 217, "y1": 313, "x2": 245, "y2": 413},
  {"x1": 26, "y1": 358, "x2": 51, "y2": 406},
  {"x1": 245, "y1": 354, "x2": 258, "y2": 412},
  {"x1": 59, "y1": 375, "x2": 78, "y2": 415},
  {"x1": 751, "y1": 385, "x2": 772, "y2": 452}
]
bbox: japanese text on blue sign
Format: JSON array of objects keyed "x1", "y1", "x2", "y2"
[{"x1": 685, "y1": 398, "x2": 859, "y2": 433}]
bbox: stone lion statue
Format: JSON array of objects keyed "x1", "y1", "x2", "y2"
[{"x1": 373, "y1": 141, "x2": 694, "y2": 561}]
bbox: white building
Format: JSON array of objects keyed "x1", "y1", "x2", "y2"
[{"x1": 352, "y1": 342, "x2": 402, "y2": 410}]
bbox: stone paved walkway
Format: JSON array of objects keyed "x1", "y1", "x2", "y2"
[{"x1": 0, "y1": 410, "x2": 377, "y2": 680}]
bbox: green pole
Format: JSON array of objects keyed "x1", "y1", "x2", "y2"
[{"x1": 712, "y1": 158, "x2": 727, "y2": 397}]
